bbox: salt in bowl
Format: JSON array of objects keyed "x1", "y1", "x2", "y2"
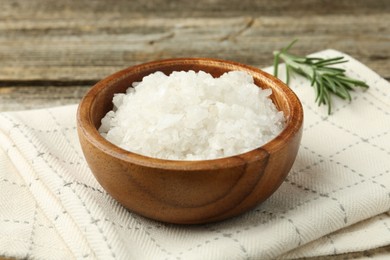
[{"x1": 76, "y1": 58, "x2": 303, "y2": 224}]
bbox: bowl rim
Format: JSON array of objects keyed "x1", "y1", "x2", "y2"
[{"x1": 77, "y1": 57, "x2": 303, "y2": 171}]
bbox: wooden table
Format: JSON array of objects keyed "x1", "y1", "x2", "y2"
[
  {"x1": 1, "y1": 0, "x2": 389, "y2": 112},
  {"x1": 0, "y1": 0, "x2": 389, "y2": 259}
]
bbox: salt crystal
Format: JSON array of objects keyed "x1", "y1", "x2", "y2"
[{"x1": 99, "y1": 70, "x2": 285, "y2": 160}]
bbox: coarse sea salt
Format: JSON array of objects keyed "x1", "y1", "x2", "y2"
[{"x1": 99, "y1": 70, "x2": 285, "y2": 160}]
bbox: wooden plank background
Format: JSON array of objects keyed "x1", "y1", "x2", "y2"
[
  {"x1": 0, "y1": 0, "x2": 389, "y2": 111},
  {"x1": 0, "y1": 0, "x2": 390, "y2": 258}
]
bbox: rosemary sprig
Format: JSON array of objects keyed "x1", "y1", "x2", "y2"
[{"x1": 273, "y1": 40, "x2": 369, "y2": 114}]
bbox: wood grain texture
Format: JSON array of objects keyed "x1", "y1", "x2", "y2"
[
  {"x1": 0, "y1": 0, "x2": 390, "y2": 111},
  {"x1": 0, "y1": 15, "x2": 389, "y2": 81},
  {"x1": 0, "y1": 85, "x2": 90, "y2": 111},
  {"x1": 0, "y1": 1, "x2": 389, "y2": 80},
  {"x1": 0, "y1": 0, "x2": 389, "y2": 112},
  {"x1": 1, "y1": 0, "x2": 389, "y2": 18}
]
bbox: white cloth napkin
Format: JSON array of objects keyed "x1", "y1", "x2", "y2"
[{"x1": 1, "y1": 50, "x2": 389, "y2": 260}]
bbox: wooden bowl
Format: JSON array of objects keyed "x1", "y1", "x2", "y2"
[{"x1": 77, "y1": 58, "x2": 303, "y2": 224}]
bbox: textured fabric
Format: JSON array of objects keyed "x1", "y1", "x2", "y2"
[{"x1": 0, "y1": 50, "x2": 389, "y2": 259}]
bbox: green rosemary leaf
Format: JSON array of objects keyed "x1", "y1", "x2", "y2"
[
  {"x1": 282, "y1": 39, "x2": 298, "y2": 52},
  {"x1": 317, "y1": 59, "x2": 349, "y2": 67},
  {"x1": 310, "y1": 70, "x2": 317, "y2": 86},
  {"x1": 314, "y1": 56, "x2": 345, "y2": 66},
  {"x1": 319, "y1": 67, "x2": 346, "y2": 75},
  {"x1": 291, "y1": 57, "x2": 307, "y2": 63},
  {"x1": 306, "y1": 57, "x2": 323, "y2": 62},
  {"x1": 337, "y1": 76, "x2": 369, "y2": 87},
  {"x1": 273, "y1": 52, "x2": 280, "y2": 77},
  {"x1": 323, "y1": 88, "x2": 332, "y2": 114},
  {"x1": 334, "y1": 80, "x2": 352, "y2": 101},
  {"x1": 322, "y1": 76, "x2": 337, "y2": 93},
  {"x1": 286, "y1": 64, "x2": 291, "y2": 84},
  {"x1": 338, "y1": 79, "x2": 355, "y2": 91},
  {"x1": 318, "y1": 77, "x2": 325, "y2": 104},
  {"x1": 272, "y1": 40, "x2": 369, "y2": 114},
  {"x1": 313, "y1": 81, "x2": 320, "y2": 103}
]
